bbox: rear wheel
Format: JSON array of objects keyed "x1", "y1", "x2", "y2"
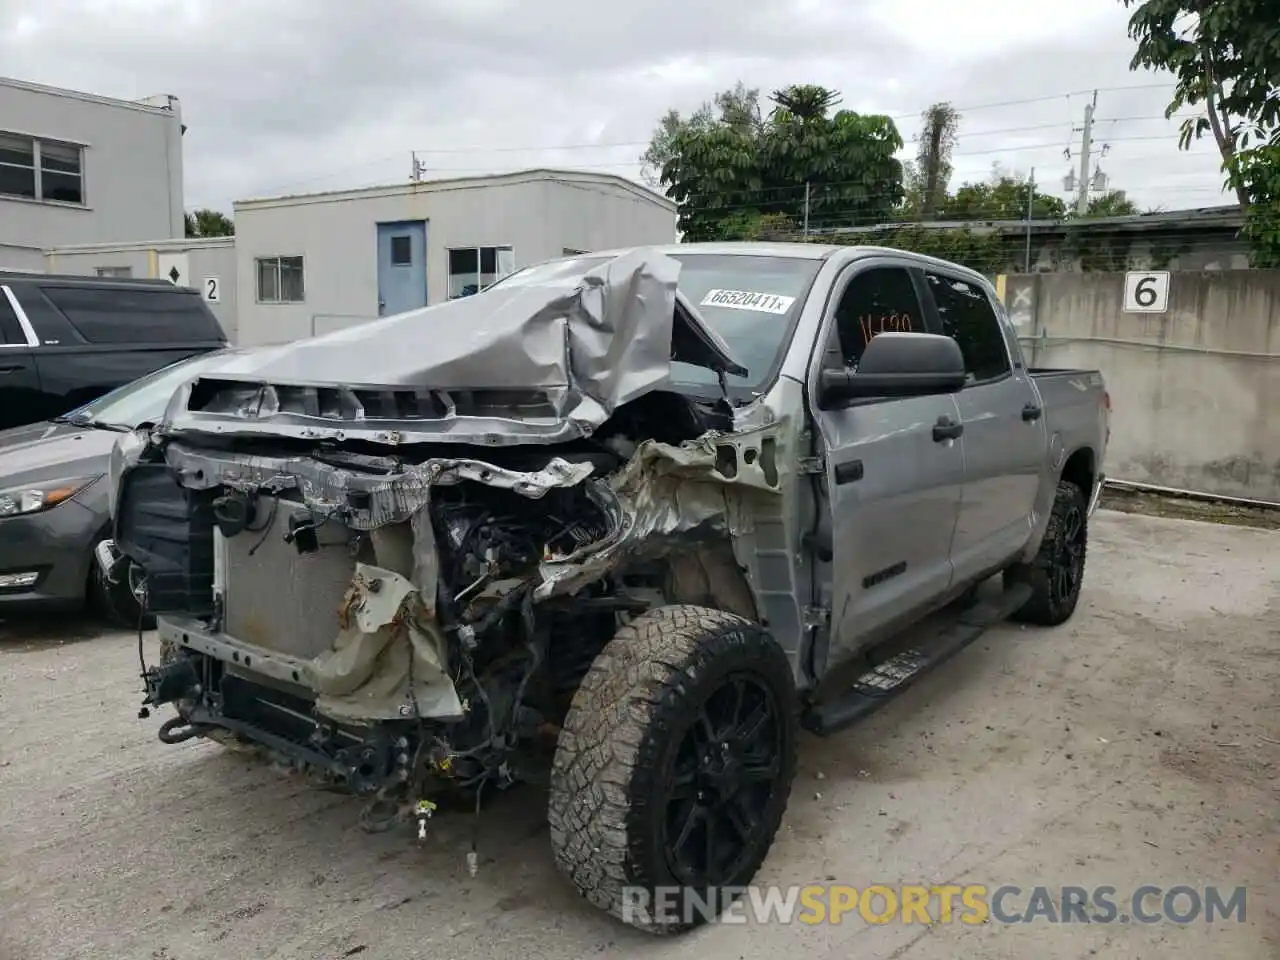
[
  {"x1": 1005, "y1": 480, "x2": 1089, "y2": 626},
  {"x1": 548, "y1": 605, "x2": 798, "y2": 933}
]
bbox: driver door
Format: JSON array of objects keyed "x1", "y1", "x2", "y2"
[{"x1": 809, "y1": 261, "x2": 965, "y2": 671}]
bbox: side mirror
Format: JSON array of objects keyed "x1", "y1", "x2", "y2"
[{"x1": 818, "y1": 332, "x2": 966, "y2": 407}]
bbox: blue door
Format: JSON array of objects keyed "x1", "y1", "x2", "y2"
[{"x1": 376, "y1": 220, "x2": 428, "y2": 316}]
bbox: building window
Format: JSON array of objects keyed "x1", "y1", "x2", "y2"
[
  {"x1": 256, "y1": 256, "x2": 305, "y2": 303},
  {"x1": 390, "y1": 235, "x2": 412, "y2": 265},
  {"x1": 0, "y1": 132, "x2": 84, "y2": 205},
  {"x1": 448, "y1": 246, "x2": 514, "y2": 299},
  {"x1": 96, "y1": 266, "x2": 132, "y2": 278}
]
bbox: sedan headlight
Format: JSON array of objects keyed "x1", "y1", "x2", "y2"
[{"x1": 0, "y1": 476, "x2": 101, "y2": 518}]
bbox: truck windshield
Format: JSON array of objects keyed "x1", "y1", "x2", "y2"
[
  {"x1": 667, "y1": 253, "x2": 822, "y2": 391},
  {"x1": 494, "y1": 252, "x2": 823, "y2": 392},
  {"x1": 55, "y1": 350, "x2": 232, "y2": 430}
]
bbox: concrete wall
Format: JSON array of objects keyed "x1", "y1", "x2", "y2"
[
  {"x1": 997, "y1": 270, "x2": 1280, "y2": 502},
  {"x1": 0, "y1": 77, "x2": 185, "y2": 269},
  {"x1": 44, "y1": 237, "x2": 239, "y2": 341},
  {"x1": 231, "y1": 171, "x2": 677, "y2": 346}
]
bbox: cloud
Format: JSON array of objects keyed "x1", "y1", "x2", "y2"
[{"x1": 0, "y1": 0, "x2": 1232, "y2": 214}]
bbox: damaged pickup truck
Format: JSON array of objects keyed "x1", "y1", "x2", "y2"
[{"x1": 103, "y1": 243, "x2": 1109, "y2": 932}]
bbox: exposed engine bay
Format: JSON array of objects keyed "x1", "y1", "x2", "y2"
[{"x1": 117, "y1": 384, "x2": 785, "y2": 829}]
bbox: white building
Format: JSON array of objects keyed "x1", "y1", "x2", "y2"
[
  {"x1": 0, "y1": 76, "x2": 185, "y2": 271},
  {"x1": 44, "y1": 237, "x2": 239, "y2": 340},
  {"x1": 232, "y1": 168, "x2": 677, "y2": 346}
]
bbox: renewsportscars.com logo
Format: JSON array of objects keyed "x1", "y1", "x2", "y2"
[{"x1": 621, "y1": 884, "x2": 1248, "y2": 927}]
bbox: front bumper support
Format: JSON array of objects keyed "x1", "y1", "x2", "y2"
[{"x1": 157, "y1": 615, "x2": 315, "y2": 692}]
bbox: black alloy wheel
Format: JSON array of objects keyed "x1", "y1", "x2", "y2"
[{"x1": 660, "y1": 674, "x2": 784, "y2": 890}]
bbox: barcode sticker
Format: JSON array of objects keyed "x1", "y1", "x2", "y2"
[{"x1": 699, "y1": 289, "x2": 796, "y2": 315}]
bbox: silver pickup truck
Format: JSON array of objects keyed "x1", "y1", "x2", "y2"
[{"x1": 104, "y1": 242, "x2": 1109, "y2": 932}]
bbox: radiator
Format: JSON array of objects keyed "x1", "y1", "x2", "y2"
[{"x1": 219, "y1": 498, "x2": 357, "y2": 660}]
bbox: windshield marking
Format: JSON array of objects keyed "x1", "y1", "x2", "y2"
[{"x1": 699, "y1": 288, "x2": 796, "y2": 315}]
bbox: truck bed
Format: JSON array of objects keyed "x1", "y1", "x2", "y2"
[{"x1": 1029, "y1": 367, "x2": 1109, "y2": 476}]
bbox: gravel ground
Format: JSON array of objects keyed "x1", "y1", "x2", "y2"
[{"x1": 0, "y1": 509, "x2": 1276, "y2": 960}]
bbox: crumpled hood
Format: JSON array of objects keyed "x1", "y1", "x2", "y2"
[{"x1": 157, "y1": 249, "x2": 746, "y2": 447}]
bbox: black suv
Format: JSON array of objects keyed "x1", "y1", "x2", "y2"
[{"x1": 0, "y1": 273, "x2": 227, "y2": 430}]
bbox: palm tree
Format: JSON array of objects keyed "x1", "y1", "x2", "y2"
[{"x1": 769, "y1": 84, "x2": 841, "y2": 121}]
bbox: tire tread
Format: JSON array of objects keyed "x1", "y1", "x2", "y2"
[
  {"x1": 547, "y1": 604, "x2": 797, "y2": 933},
  {"x1": 1006, "y1": 480, "x2": 1089, "y2": 626}
]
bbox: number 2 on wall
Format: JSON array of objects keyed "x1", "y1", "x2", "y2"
[{"x1": 203, "y1": 277, "x2": 220, "y2": 302}]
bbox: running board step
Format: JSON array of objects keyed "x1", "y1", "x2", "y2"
[{"x1": 801, "y1": 581, "x2": 1033, "y2": 737}]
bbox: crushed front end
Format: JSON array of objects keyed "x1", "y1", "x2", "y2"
[
  {"x1": 120, "y1": 446, "x2": 625, "y2": 796},
  {"x1": 111, "y1": 249, "x2": 788, "y2": 831}
]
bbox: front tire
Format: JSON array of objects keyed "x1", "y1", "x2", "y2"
[
  {"x1": 1005, "y1": 480, "x2": 1089, "y2": 626},
  {"x1": 548, "y1": 605, "x2": 799, "y2": 934}
]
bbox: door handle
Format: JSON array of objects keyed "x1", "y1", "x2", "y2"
[
  {"x1": 834, "y1": 459, "x2": 863, "y2": 485},
  {"x1": 0, "y1": 365, "x2": 24, "y2": 374},
  {"x1": 933, "y1": 416, "x2": 964, "y2": 442},
  {"x1": 1022, "y1": 402, "x2": 1042, "y2": 422}
]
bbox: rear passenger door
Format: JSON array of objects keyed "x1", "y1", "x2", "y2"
[
  {"x1": 920, "y1": 270, "x2": 1046, "y2": 581},
  {"x1": 0, "y1": 285, "x2": 43, "y2": 430}
]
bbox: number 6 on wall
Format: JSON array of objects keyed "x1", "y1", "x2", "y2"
[{"x1": 1123, "y1": 271, "x2": 1169, "y2": 313}]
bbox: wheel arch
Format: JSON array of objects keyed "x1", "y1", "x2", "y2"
[
  {"x1": 1021, "y1": 444, "x2": 1097, "y2": 562},
  {"x1": 1059, "y1": 446, "x2": 1097, "y2": 498}
]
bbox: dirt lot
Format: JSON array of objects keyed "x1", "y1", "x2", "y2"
[{"x1": 1, "y1": 509, "x2": 1276, "y2": 960}]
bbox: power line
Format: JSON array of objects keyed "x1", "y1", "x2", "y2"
[
  {"x1": 390, "y1": 85, "x2": 1184, "y2": 157},
  {"x1": 364, "y1": 132, "x2": 1227, "y2": 175},
  {"x1": 904, "y1": 114, "x2": 1200, "y2": 147},
  {"x1": 247, "y1": 82, "x2": 1190, "y2": 197}
]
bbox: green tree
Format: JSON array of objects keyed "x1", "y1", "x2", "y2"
[
  {"x1": 715, "y1": 82, "x2": 764, "y2": 132},
  {"x1": 638, "y1": 83, "x2": 761, "y2": 188},
  {"x1": 902, "y1": 102, "x2": 961, "y2": 220},
  {"x1": 184, "y1": 208, "x2": 234, "y2": 237},
  {"x1": 1121, "y1": 0, "x2": 1279, "y2": 209},
  {"x1": 1080, "y1": 189, "x2": 1140, "y2": 218},
  {"x1": 1121, "y1": 0, "x2": 1280, "y2": 263},
  {"x1": 941, "y1": 171, "x2": 1067, "y2": 221},
  {"x1": 656, "y1": 83, "x2": 904, "y2": 240},
  {"x1": 1226, "y1": 144, "x2": 1280, "y2": 267}
]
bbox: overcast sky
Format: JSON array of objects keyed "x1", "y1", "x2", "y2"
[{"x1": 1, "y1": 0, "x2": 1233, "y2": 216}]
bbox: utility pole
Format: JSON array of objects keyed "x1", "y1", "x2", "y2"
[
  {"x1": 1025, "y1": 167, "x2": 1035, "y2": 273},
  {"x1": 802, "y1": 181, "x2": 811, "y2": 237},
  {"x1": 1074, "y1": 91, "x2": 1097, "y2": 215},
  {"x1": 410, "y1": 152, "x2": 425, "y2": 182}
]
